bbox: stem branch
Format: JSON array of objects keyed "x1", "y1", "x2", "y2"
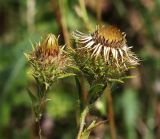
[{"x1": 77, "y1": 106, "x2": 89, "y2": 139}]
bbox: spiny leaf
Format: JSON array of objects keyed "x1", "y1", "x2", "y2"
[
  {"x1": 81, "y1": 120, "x2": 96, "y2": 139},
  {"x1": 27, "y1": 89, "x2": 38, "y2": 103},
  {"x1": 108, "y1": 78, "x2": 124, "y2": 83},
  {"x1": 120, "y1": 75, "x2": 136, "y2": 80},
  {"x1": 88, "y1": 84, "x2": 105, "y2": 104},
  {"x1": 89, "y1": 84, "x2": 104, "y2": 94},
  {"x1": 44, "y1": 82, "x2": 50, "y2": 90},
  {"x1": 24, "y1": 53, "x2": 30, "y2": 60},
  {"x1": 81, "y1": 120, "x2": 108, "y2": 139},
  {"x1": 58, "y1": 73, "x2": 76, "y2": 79},
  {"x1": 84, "y1": 66, "x2": 95, "y2": 75},
  {"x1": 29, "y1": 39, "x2": 35, "y2": 51},
  {"x1": 127, "y1": 66, "x2": 136, "y2": 69},
  {"x1": 67, "y1": 65, "x2": 81, "y2": 72}
]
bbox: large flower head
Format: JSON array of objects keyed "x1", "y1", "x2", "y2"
[
  {"x1": 72, "y1": 25, "x2": 139, "y2": 85},
  {"x1": 25, "y1": 34, "x2": 73, "y2": 89},
  {"x1": 73, "y1": 25, "x2": 139, "y2": 68}
]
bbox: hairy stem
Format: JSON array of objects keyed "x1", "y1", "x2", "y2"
[
  {"x1": 75, "y1": 77, "x2": 82, "y2": 126},
  {"x1": 75, "y1": 76, "x2": 88, "y2": 126},
  {"x1": 105, "y1": 86, "x2": 117, "y2": 139},
  {"x1": 77, "y1": 106, "x2": 89, "y2": 139},
  {"x1": 38, "y1": 120, "x2": 42, "y2": 139}
]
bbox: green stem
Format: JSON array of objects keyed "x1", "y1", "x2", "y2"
[
  {"x1": 38, "y1": 120, "x2": 42, "y2": 139},
  {"x1": 77, "y1": 106, "x2": 89, "y2": 139},
  {"x1": 75, "y1": 77, "x2": 82, "y2": 126},
  {"x1": 35, "y1": 83, "x2": 48, "y2": 139},
  {"x1": 105, "y1": 86, "x2": 117, "y2": 139}
]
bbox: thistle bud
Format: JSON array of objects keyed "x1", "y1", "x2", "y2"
[
  {"x1": 25, "y1": 34, "x2": 72, "y2": 90},
  {"x1": 41, "y1": 34, "x2": 59, "y2": 51}
]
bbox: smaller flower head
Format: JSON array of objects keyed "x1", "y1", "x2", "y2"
[
  {"x1": 25, "y1": 34, "x2": 72, "y2": 89},
  {"x1": 73, "y1": 25, "x2": 139, "y2": 68}
]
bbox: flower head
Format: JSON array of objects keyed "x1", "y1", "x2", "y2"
[
  {"x1": 73, "y1": 25, "x2": 139, "y2": 68},
  {"x1": 25, "y1": 34, "x2": 73, "y2": 90},
  {"x1": 72, "y1": 25, "x2": 139, "y2": 85}
]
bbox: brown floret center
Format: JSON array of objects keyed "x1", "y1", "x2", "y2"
[{"x1": 93, "y1": 26, "x2": 126, "y2": 48}]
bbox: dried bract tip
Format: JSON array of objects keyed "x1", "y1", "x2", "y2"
[{"x1": 41, "y1": 34, "x2": 59, "y2": 52}]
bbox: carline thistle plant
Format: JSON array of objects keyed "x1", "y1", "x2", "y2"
[
  {"x1": 24, "y1": 25, "x2": 140, "y2": 139},
  {"x1": 73, "y1": 25, "x2": 139, "y2": 86},
  {"x1": 72, "y1": 25, "x2": 139, "y2": 139},
  {"x1": 25, "y1": 34, "x2": 73, "y2": 138}
]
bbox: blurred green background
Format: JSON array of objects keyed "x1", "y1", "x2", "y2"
[{"x1": 0, "y1": 0, "x2": 160, "y2": 139}]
